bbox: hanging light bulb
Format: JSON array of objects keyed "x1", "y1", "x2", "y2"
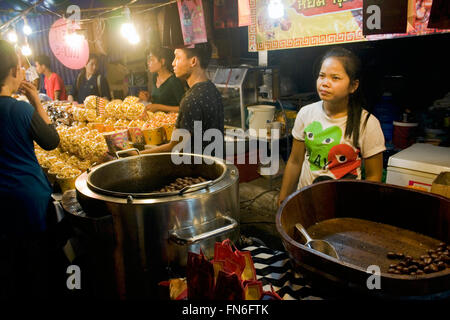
[
  {"x1": 120, "y1": 22, "x2": 135, "y2": 38},
  {"x1": 129, "y1": 33, "x2": 140, "y2": 45},
  {"x1": 120, "y1": 7, "x2": 140, "y2": 45},
  {"x1": 23, "y1": 17, "x2": 32, "y2": 35},
  {"x1": 7, "y1": 29, "x2": 18, "y2": 43},
  {"x1": 268, "y1": 0, "x2": 284, "y2": 19},
  {"x1": 23, "y1": 24, "x2": 32, "y2": 36},
  {"x1": 21, "y1": 44, "x2": 32, "y2": 56},
  {"x1": 65, "y1": 31, "x2": 85, "y2": 49}
]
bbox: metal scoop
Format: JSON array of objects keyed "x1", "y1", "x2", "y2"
[{"x1": 295, "y1": 223, "x2": 340, "y2": 260}]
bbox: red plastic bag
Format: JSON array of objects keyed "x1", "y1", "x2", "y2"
[
  {"x1": 213, "y1": 270, "x2": 244, "y2": 300},
  {"x1": 243, "y1": 280, "x2": 264, "y2": 300},
  {"x1": 186, "y1": 250, "x2": 215, "y2": 300},
  {"x1": 185, "y1": 239, "x2": 281, "y2": 300},
  {"x1": 213, "y1": 239, "x2": 246, "y2": 276}
]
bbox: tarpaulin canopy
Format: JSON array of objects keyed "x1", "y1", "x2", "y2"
[{"x1": 0, "y1": 0, "x2": 168, "y2": 16}]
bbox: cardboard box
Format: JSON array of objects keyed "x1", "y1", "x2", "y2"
[{"x1": 431, "y1": 172, "x2": 450, "y2": 198}]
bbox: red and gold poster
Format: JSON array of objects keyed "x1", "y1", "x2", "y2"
[
  {"x1": 248, "y1": 0, "x2": 450, "y2": 51},
  {"x1": 249, "y1": 0, "x2": 365, "y2": 51}
]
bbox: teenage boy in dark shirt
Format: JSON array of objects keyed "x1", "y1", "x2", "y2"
[{"x1": 141, "y1": 43, "x2": 224, "y2": 155}]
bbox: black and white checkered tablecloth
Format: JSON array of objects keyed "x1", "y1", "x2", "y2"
[{"x1": 242, "y1": 246, "x2": 324, "y2": 300}]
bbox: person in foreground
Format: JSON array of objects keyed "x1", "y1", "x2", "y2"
[
  {"x1": 278, "y1": 47, "x2": 385, "y2": 207},
  {"x1": 0, "y1": 40, "x2": 61, "y2": 298}
]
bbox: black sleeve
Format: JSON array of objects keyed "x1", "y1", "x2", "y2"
[
  {"x1": 70, "y1": 72, "x2": 80, "y2": 100},
  {"x1": 101, "y1": 75, "x2": 111, "y2": 100},
  {"x1": 176, "y1": 96, "x2": 202, "y2": 135},
  {"x1": 29, "y1": 111, "x2": 60, "y2": 150}
]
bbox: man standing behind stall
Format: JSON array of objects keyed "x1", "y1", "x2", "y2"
[
  {"x1": 140, "y1": 43, "x2": 224, "y2": 155},
  {"x1": 68, "y1": 54, "x2": 111, "y2": 104},
  {"x1": 35, "y1": 54, "x2": 67, "y2": 101}
]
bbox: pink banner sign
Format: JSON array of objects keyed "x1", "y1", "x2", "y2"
[
  {"x1": 177, "y1": 0, "x2": 208, "y2": 45},
  {"x1": 49, "y1": 18, "x2": 89, "y2": 69}
]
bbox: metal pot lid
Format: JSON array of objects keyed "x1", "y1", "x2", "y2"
[{"x1": 85, "y1": 153, "x2": 228, "y2": 199}]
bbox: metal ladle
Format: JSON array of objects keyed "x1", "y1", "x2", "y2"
[{"x1": 295, "y1": 223, "x2": 340, "y2": 260}]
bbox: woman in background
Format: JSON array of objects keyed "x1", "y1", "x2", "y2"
[
  {"x1": 68, "y1": 54, "x2": 111, "y2": 104},
  {"x1": 144, "y1": 47, "x2": 185, "y2": 114}
]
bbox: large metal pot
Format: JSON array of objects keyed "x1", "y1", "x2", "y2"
[{"x1": 73, "y1": 152, "x2": 239, "y2": 298}]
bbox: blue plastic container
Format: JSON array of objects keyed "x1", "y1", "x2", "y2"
[{"x1": 372, "y1": 92, "x2": 400, "y2": 143}]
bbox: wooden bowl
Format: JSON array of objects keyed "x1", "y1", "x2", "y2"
[{"x1": 276, "y1": 180, "x2": 450, "y2": 298}]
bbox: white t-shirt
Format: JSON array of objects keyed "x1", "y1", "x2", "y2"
[{"x1": 292, "y1": 101, "x2": 386, "y2": 189}]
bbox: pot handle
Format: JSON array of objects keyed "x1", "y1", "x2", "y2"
[
  {"x1": 169, "y1": 215, "x2": 238, "y2": 245},
  {"x1": 178, "y1": 180, "x2": 214, "y2": 195},
  {"x1": 115, "y1": 148, "x2": 140, "y2": 158}
]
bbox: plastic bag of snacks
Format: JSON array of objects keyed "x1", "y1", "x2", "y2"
[
  {"x1": 123, "y1": 95, "x2": 139, "y2": 105},
  {"x1": 160, "y1": 239, "x2": 282, "y2": 300}
]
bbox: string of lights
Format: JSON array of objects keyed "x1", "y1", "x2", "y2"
[{"x1": 1, "y1": 0, "x2": 178, "y2": 52}]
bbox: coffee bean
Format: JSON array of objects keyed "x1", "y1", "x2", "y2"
[
  {"x1": 410, "y1": 272, "x2": 417, "y2": 276},
  {"x1": 399, "y1": 261, "x2": 407, "y2": 267},
  {"x1": 416, "y1": 270, "x2": 424, "y2": 275},
  {"x1": 424, "y1": 257, "x2": 432, "y2": 265},
  {"x1": 389, "y1": 264, "x2": 397, "y2": 269},
  {"x1": 394, "y1": 270, "x2": 401, "y2": 274},
  {"x1": 424, "y1": 266, "x2": 432, "y2": 273},
  {"x1": 396, "y1": 252, "x2": 404, "y2": 259},
  {"x1": 411, "y1": 259, "x2": 420, "y2": 266},
  {"x1": 420, "y1": 255, "x2": 428, "y2": 260},
  {"x1": 429, "y1": 264, "x2": 439, "y2": 272},
  {"x1": 438, "y1": 242, "x2": 446, "y2": 248},
  {"x1": 405, "y1": 255, "x2": 412, "y2": 261},
  {"x1": 387, "y1": 252, "x2": 396, "y2": 259},
  {"x1": 430, "y1": 253, "x2": 438, "y2": 259},
  {"x1": 408, "y1": 265, "x2": 418, "y2": 272},
  {"x1": 428, "y1": 249, "x2": 435, "y2": 255},
  {"x1": 437, "y1": 262, "x2": 446, "y2": 271},
  {"x1": 395, "y1": 265, "x2": 403, "y2": 271},
  {"x1": 388, "y1": 268, "x2": 396, "y2": 273}
]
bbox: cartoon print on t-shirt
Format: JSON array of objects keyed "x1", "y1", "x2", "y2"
[
  {"x1": 327, "y1": 143, "x2": 361, "y2": 179},
  {"x1": 304, "y1": 121, "x2": 342, "y2": 171}
]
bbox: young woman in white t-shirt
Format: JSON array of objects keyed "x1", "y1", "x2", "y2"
[{"x1": 278, "y1": 47, "x2": 386, "y2": 206}]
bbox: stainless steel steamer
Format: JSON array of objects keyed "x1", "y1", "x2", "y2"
[{"x1": 72, "y1": 153, "x2": 239, "y2": 298}]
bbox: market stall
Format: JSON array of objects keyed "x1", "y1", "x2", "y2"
[{"x1": 1, "y1": 0, "x2": 450, "y2": 304}]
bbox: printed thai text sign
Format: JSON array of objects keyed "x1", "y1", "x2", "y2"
[{"x1": 248, "y1": 0, "x2": 365, "y2": 52}]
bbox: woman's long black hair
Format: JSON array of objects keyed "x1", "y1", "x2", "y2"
[
  {"x1": 0, "y1": 40, "x2": 19, "y2": 89},
  {"x1": 318, "y1": 47, "x2": 369, "y2": 149}
]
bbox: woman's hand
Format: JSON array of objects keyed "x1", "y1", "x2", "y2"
[
  {"x1": 19, "y1": 81, "x2": 40, "y2": 107},
  {"x1": 138, "y1": 90, "x2": 150, "y2": 102},
  {"x1": 364, "y1": 152, "x2": 383, "y2": 182},
  {"x1": 19, "y1": 80, "x2": 52, "y2": 124},
  {"x1": 146, "y1": 104, "x2": 162, "y2": 113},
  {"x1": 278, "y1": 139, "x2": 305, "y2": 207}
]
